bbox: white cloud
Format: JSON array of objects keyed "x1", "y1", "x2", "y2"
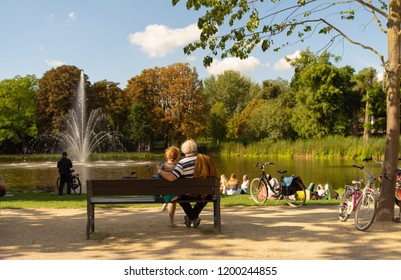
[
  {"x1": 45, "y1": 59, "x2": 65, "y2": 68},
  {"x1": 274, "y1": 50, "x2": 301, "y2": 70},
  {"x1": 377, "y1": 68, "x2": 384, "y2": 81},
  {"x1": 68, "y1": 12, "x2": 76, "y2": 21},
  {"x1": 128, "y1": 23, "x2": 200, "y2": 57},
  {"x1": 186, "y1": 56, "x2": 196, "y2": 62},
  {"x1": 206, "y1": 56, "x2": 261, "y2": 76}
]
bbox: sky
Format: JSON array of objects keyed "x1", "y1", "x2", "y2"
[{"x1": 0, "y1": 0, "x2": 387, "y2": 88}]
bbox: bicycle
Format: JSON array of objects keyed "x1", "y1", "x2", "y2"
[
  {"x1": 250, "y1": 162, "x2": 307, "y2": 207},
  {"x1": 56, "y1": 169, "x2": 82, "y2": 195},
  {"x1": 338, "y1": 163, "x2": 379, "y2": 231}
]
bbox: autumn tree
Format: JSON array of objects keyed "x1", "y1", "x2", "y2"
[
  {"x1": 0, "y1": 75, "x2": 38, "y2": 153},
  {"x1": 126, "y1": 67, "x2": 161, "y2": 148},
  {"x1": 126, "y1": 63, "x2": 207, "y2": 147},
  {"x1": 172, "y1": 0, "x2": 399, "y2": 222},
  {"x1": 37, "y1": 65, "x2": 89, "y2": 134},
  {"x1": 89, "y1": 80, "x2": 130, "y2": 133}
]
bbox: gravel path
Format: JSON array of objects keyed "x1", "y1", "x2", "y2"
[{"x1": 1, "y1": 205, "x2": 401, "y2": 260}]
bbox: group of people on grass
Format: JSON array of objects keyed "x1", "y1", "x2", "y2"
[
  {"x1": 219, "y1": 173, "x2": 249, "y2": 195},
  {"x1": 307, "y1": 182, "x2": 339, "y2": 200}
]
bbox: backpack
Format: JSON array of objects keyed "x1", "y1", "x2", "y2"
[{"x1": 193, "y1": 153, "x2": 217, "y2": 178}]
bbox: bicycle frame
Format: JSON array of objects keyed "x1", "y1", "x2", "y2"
[{"x1": 343, "y1": 184, "x2": 362, "y2": 215}]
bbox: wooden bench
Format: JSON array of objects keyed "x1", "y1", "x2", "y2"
[{"x1": 86, "y1": 177, "x2": 221, "y2": 239}]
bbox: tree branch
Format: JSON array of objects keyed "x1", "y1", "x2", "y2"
[
  {"x1": 355, "y1": 0, "x2": 388, "y2": 18},
  {"x1": 320, "y1": 18, "x2": 386, "y2": 66}
]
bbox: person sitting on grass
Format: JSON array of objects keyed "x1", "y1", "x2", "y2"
[
  {"x1": 223, "y1": 173, "x2": 241, "y2": 195},
  {"x1": 240, "y1": 174, "x2": 249, "y2": 194}
]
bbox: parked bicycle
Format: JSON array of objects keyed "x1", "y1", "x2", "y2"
[
  {"x1": 338, "y1": 162, "x2": 379, "y2": 231},
  {"x1": 250, "y1": 162, "x2": 307, "y2": 207},
  {"x1": 56, "y1": 169, "x2": 82, "y2": 195}
]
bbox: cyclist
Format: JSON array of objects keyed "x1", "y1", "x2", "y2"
[{"x1": 57, "y1": 152, "x2": 73, "y2": 195}]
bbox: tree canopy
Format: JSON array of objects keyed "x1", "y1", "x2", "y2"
[
  {"x1": 125, "y1": 63, "x2": 207, "y2": 146},
  {"x1": 0, "y1": 75, "x2": 38, "y2": 152},
  {"x1": 36, "y1": 65, "x2": 86, "y2": 134}
]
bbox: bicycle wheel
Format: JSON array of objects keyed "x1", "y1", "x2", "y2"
[
  {"x1": 71, "y1": 176, "x2": 82, "y2": 195},
  {"x1": 250, "y1": 178, "x2": 268, "y2": 204},
  {"x1": 339, "y1": 188, "x2": 352, "y2": 222},
  {"x1": 354, "y1": 193, "x2": 377, "y2": 231},
  {"x1": 283, "y1": 181, "x2": 306, "y2": 207}
]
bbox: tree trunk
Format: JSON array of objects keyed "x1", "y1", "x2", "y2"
[
  {"x1": 377, "y1": 1, "x2": 401, "y2": 221},
  {"x1": 363, "y1": 93, "x2": 369, "y2": 143}
]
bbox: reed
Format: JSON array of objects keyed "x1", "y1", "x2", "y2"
[{"x1": 220, "y1": 136, "x2": 386, "y2": 159}]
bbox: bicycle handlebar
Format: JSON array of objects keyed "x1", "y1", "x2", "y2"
[{"x1": 352, "y1": 163, "x2": 377, "y2": 182}]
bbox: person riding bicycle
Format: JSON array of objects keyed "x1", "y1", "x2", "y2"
[{"x1": 57, "y1": 152, "x2": 73, "y2": 195}]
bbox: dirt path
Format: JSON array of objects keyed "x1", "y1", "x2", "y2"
[{"x1": 1, "y1": 205, "x2": 401, "y2": 260}]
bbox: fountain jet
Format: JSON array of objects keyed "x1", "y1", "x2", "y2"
[{"x1": 58, "y1": 71, "x2": 114, "y2": 162}]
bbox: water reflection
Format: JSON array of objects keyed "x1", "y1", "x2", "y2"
[
  {"x1": 0, "y1": 160, "x2": 156, "y2": 193},
  {"x1": 0, "y1": 157, "x2": 382, "y2": 194}
]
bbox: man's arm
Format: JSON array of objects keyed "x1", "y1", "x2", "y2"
[{"x1": 156, "y1": 167, "x2": 177, "y2": 181}]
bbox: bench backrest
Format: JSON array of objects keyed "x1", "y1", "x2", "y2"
[{"x1": 86, "y1": 177, "x2": 220, "y2": 197}]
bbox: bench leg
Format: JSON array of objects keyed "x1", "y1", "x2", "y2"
[
  {"x1": 86, "y1": 203, "x2": 95, "y2": 240},
  {"x1": 91, "y1": 205, "x2": 95, "y2": 233},
  {"x1": 213, "y1": 198, "x2": 221, "y2": 233}
]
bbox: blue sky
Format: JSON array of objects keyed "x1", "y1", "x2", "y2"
[{"x1": 0, "y1": 0, "x2": 387, "y2": 88}]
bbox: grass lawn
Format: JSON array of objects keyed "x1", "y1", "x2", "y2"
[{"x1": 0, "y1": 192, "x2": 340, "y2": 209}]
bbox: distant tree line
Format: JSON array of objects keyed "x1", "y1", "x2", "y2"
[{"x1": 0, "y1": 49, "x2": 387, "y2": 154}]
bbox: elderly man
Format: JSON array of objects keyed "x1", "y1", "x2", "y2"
[{"x1": 156, "y1": 139, "x2": 208, "y2": 228}]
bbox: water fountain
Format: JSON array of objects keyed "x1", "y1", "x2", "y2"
[{"x1": 58, "y1": 71, "x2": 119, "y2": 162}]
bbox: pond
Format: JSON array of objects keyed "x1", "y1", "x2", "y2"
[{"x1": 0, "y1": 156, "x2": 382, "y2": 194}]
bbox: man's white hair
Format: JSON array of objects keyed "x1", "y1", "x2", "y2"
[{"x1": 181, "y1": 139, "x2": 197, "y2": 155}]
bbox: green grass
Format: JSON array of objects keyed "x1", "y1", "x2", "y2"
[{"x1": 0, "y1": 192, "x2": 340, "y2": 209}]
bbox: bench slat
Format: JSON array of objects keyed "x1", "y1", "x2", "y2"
[{"x1": 90, "y1": 197, "x2": 156, "y2": 204}]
